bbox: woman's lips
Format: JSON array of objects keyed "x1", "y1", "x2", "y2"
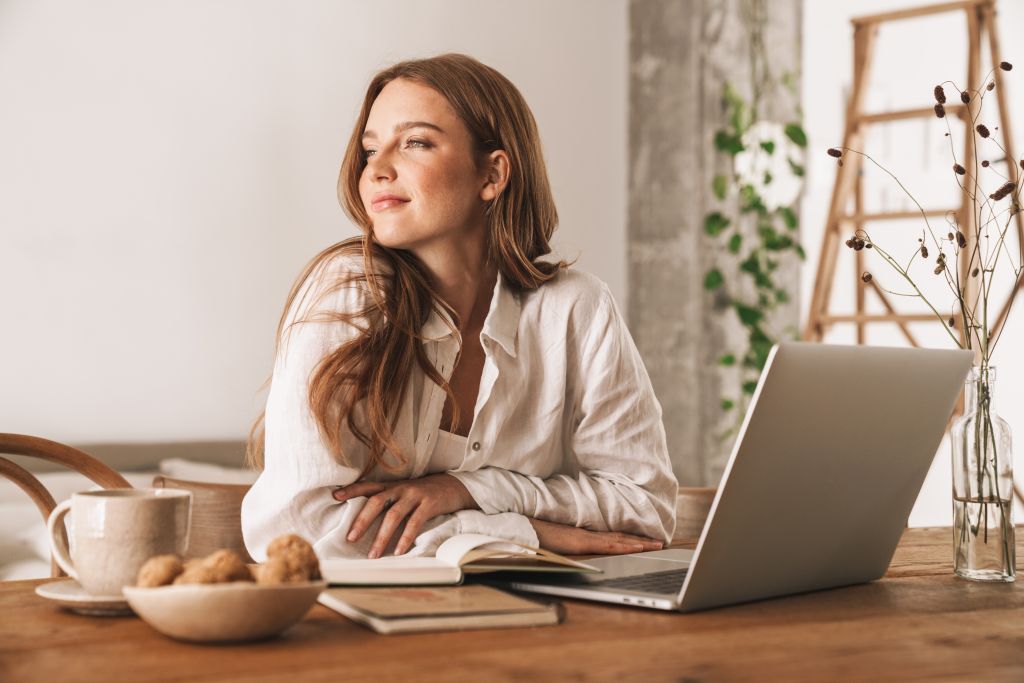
[{"x1": 371, "y1": 198, "x2": 410, "y2": 212}]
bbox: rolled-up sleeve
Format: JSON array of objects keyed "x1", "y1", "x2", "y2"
[{"x1": 448, "y1": 283, "x2": 678, "y2": 543}]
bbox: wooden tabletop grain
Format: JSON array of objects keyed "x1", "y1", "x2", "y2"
[{"x1": 2, "y1": 527, "x2": 1022, "y2": 683}]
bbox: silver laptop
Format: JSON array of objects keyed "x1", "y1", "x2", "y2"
[{"x1": 483, "y1": 342, "x2": 973, "y2": 612}]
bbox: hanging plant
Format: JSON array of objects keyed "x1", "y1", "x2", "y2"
[{"x1": 704, "y1": 82, "x2": 806, "y2": 422}]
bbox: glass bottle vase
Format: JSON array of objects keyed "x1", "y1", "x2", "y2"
[{"x1": 950, "y1": 365, "x2": 1015, "y2": 582}]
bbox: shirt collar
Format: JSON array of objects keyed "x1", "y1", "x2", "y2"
[{"x1": 420, "y1": 270, "x2": 520, "y2": 358}]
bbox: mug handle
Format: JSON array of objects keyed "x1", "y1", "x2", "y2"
[{"x1": 46, "y1": 500, "x2": 78, "y2": 581}]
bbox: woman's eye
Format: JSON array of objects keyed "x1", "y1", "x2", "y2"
[{"x1": 362, "y1": 139, "x2": 430, "y2": 161}]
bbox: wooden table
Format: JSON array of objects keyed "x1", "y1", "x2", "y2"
[{"x1": 2, "y1": 527, "x2": 1022, "y2": 682}]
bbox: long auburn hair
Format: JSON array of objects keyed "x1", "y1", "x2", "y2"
[{"x1": 246, "y1": 53, "x2": 566, "y2": 478}]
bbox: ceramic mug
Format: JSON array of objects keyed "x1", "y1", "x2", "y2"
[{"x1": 47, "y1": 488, "x2": 192, "y2": 597}]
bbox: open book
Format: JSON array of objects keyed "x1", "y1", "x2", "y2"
[
  {"x1": 318, "y1": 584, "x2": 565, "y2": 634},
  {"x1": 320, "y1": 533, "x2": 602, "y2": 585}
]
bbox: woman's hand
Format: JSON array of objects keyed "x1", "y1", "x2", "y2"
[
  {"x1": 526, "y1": 518, "x2": 665, "y2": 555},
  {"x1": 333, "y1": 474, "x2": 479, "y2": 558}
]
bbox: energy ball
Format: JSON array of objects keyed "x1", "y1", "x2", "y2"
[
  {"x1": 253, "y1": 557, "x2": 293, "y2": 585},
  {"x1": 173, "y1": 562, "x2": 221, "y2": 585},
  {"x1": 203, "y1": 549, "x2": 254, "y2": 583},
  {"x1": 265, "y1": 534, "x2": 321, "y2": 581},
  {"x1": 173, "y1": 549, "x2": 255, "y2": 585},
  {"x1": 136, "y1": 554, "x2": 184, "y2": 587}
]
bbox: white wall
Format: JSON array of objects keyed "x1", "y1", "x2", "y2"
[
  {"x1": 802, "y1": 0, "x2": 1024, "y2": 526},
  {"x1": 0, "y1": 0, "x2": 627, "y2": 443}
]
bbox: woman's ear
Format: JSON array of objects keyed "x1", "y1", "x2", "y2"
[{"x1": 480, "y1": 150, "x2": 510, "y2": 202}]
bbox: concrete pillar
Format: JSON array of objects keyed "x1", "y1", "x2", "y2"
[{"x1": 629, "y1": 0, "x2": 803, "y2": 486}]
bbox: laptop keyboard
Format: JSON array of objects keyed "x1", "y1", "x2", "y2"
[{"x1": 591, "y1": 567, "x2": 688, "y2": 594}]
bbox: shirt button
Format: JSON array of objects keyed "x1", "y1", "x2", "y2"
[{"x1": 471, "y1": 442, "x2": 481, "y2": 451}]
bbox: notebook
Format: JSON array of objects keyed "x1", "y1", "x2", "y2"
[{"x1": 318, "y1": 584, "x2": 565, "y2": 634}]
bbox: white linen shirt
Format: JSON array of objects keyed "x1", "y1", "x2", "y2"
[{"x1": 241, "y1": 253, "x2": 678, "y2": 561}]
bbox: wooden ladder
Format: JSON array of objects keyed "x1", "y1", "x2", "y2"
[{"x1": 803, "y1": 0, "x2": 1023, "y2": 347}]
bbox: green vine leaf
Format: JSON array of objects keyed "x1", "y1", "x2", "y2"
[
  {"x1": 704, "y1": 268, "x2": 724, "y2": 290},
  {"x1": 742, "y1": 380, "x2": 759, "y2": 395},
  {"x1": 788, "y1": 159, "x2": 805, "y2": 177},
  {"x1": 721, "y1": 399, "x2": 735, "y2": 410},
  {"x1": 714, "y1": 131, "x2": 744, "y2": 155},
  {"x1": 728, "y1": 234, "x2": 743, "y2": 254},
  {"x1": 712, "y1": 174, "x2": 728, "y2": 200},
  {"x1": 719, "y1": 353, "x2": 736, "y2": 366},
  {"x1": 760, "y1": 141, "x2": 775, "y2": 154},
  {"x1": 784, "y1": 123, "x2": 807, "y2": 148},
  {"x1": 733, "y1": 302, "x2": 763, "y2": 326},
  {"x1": 779, "y1": 207, "x2": 798, "y2": 230},
  {"x1": 739, "y1": 186, "x2": 766, "y2": 213},
  {"x1": 704, "y1": 212, "x2": 731, "y2": 236}
]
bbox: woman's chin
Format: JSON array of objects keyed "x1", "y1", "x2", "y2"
[
  {"x1": 370, "y1": 226, "x2": 438, "y2": 252},
  {"x1": 368, "y1": 225, "x2": 411, "y2": 250},
  {"x1": 371, "y1": 234, "x2": 414, "y2": 250}
]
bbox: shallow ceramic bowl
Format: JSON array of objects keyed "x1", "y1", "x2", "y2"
[{"x1": 123, "y1": 581, "x2": 326, "y2": 643}]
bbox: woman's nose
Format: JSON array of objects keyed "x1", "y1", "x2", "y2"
[{"x1": 366, "y1": 152, "x2": 396, "y2": 180}]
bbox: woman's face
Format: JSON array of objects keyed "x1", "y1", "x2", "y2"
[{"x1": 358, "y1": 78, "x2": 490, "y2": 251}]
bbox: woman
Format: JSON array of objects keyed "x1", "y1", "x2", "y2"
[{"x1": 242, "y1": 53, "x2": 677, "y2": 562}]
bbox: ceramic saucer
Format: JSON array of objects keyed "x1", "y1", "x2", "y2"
[{"x1": 35, "y1": 579, "x2": 133, "y2": 616}]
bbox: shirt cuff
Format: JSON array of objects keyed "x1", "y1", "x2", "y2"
[{"x1": 447, "y1": 468, "x2": 525, "y2": 516}]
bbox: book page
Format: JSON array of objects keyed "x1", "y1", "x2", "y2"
[
  {"x1": 434, "y1": 533, "x2": 534, "y2": 566},
  {"x1": 324, "y1": 584, "x2": 550, "y2": 618},
  {"x1": 434, "y1": 533, "x2": 600, "y2": 573}
]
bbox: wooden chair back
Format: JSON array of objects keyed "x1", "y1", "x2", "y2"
[
  {"x1": 0, "y1": 433, "x2": 132, "y2": 578},
  {"x1": 675, "y1": 487, "x2": 716, "y2": 541},
  {"x1": 152, "y1": 476, "x2": 253, "y2": 562}
]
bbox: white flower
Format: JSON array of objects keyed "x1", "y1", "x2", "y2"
[{"x1": 732, "y1": 121, "x2": 804, "y2": 211}]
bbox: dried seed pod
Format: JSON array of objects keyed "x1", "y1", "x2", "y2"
[
  {"x1": 953, "y1": 163, "x2": 966, "y2": 175},
  {"x1": 853, "y1": 238, "x2": 866, "y2": 251},
  {"x1": 845, "y1": 238, "x2": 855, "y2": 248},
  {"x1": 827, "y1": 148, "x2": 843, "y2": 158},
  {"x1": 934, "y1": 85, "x2": 946, "y2": 103},
  {"x1": 948, "y1": 317, "x2": 955, "y2": 327},
  {"x1": 947, "y1": 232, "x2": 954, "y2": 240},
  {"x1": 960, "y1": 91, "x2": 971, "y2": 104},
  {"x1": 921, "y1": 245, "x2": 929, "y2": 258},
  {"x1": 837, "y1": 158, "x2": 844, "y2": 167},
  {"x1": 1000, "y1": 61, "x2": 1013, "y2": 71},
  {"x1": 987, "y1": 82, "x2": 996, "y2": 91},
  {"x1": 861, "y1": 272, "x2": 872, "y2": 283},
  {"x1": 934, "y1": 263, "x2": 945, "y2": 275},
  {"x1": 865, "y1": 243, "x2": 873, "y2": 249},
  {"x1": 990, "y1": 182, "x2": 1017, "y2": 201},
  {"x1": 934, "y1": 103, "x2": 946, "y2": 118},
  {"x1": 972, "y1": 267, "x2": 980, "y2": 277},
  {"x1": 976, "y1": 124, "x2": 990, "y2": 138},
  {"x1": 956, "y1": 231, "x2": 967, "y2": 248},
  {"x1": 982, "y1": 160, "x2": 990, "y2": 167}
]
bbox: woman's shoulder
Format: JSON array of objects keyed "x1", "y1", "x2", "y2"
[
  {"x1": 304, "y1": 240, "x2": 391, "y2": 283},
  {"x1": 285, "y1": 241, "x2": 386, "y2": 324},
  {"x1": 521, "y1": 266, "x2": 616, "y2": 318}
]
